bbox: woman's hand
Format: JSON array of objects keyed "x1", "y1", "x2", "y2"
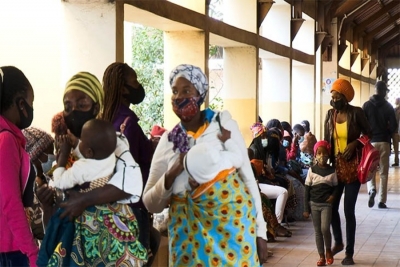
[
  {"x1": 36, "y1": 183, "x2": 55, "y2": 207},
  {"x1": 343, "y1": 140, "x2": 358, "y2": 160},
  {"x1": 164, "y1": 153, "x2": 186, "y2": 190},
  {"x1": 217, "y1": 126, "x2": 231, "y2": 143},
  {"x1": 66, "y1": 129, "x2": 79, "y2": 148},
  {"x1": 188, "y1": 178, "x2": 200, "y2": 191},
  {"x1": 303, "y1": 211, "x2": 310, "y2": 219},
  {"x1": 257, "y1": 237, "x2": 269, "y2": 264},
  {"x1": 59, "y1": 190, "x2": 87, "y2": 221},
  {"x1": 326, "y1": 195, "x2": 334, "y2": 204}
]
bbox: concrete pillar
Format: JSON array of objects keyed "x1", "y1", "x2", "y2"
[
  {"x1": 315, "y1": 46, "x2": 323, "y2": 139},
  {"x1": 321, "y1": 18, "x2": 339, "y2": 136},
  {"x1": 260, "y1": 3, "x2": 291, "y2": 47},
  {"x1": 292, "y1": 62, "x2": 315, "y2": 127},
  {"x1": 223, "y1": 0, "x2": 257, "y2": 33},
  {"x1": 260, "y1": 58, "x2": 291, "y2": 125},
  {"x1": 223, "y1": 47, "x2": 257, "y2": 146},
  {"x1": 292, "y1": 14, "x2": 315, "y2": 131},
  {"x1": 163, "y1": 31, "x2": 205, "y2": 130},
  {"x1": 60, "y1": 1, "x2": 115, "y2": 83},
  {"x1": 0, "y1": 0, "x2": 115, "y2": 133}
]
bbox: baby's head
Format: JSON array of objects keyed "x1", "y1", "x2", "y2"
[
  {"x1": 184, "y1": 142, "x2": 225, "y2": 184},
  {"x1": 79, "y1": 119, "x2": 117, "y2": 160}
]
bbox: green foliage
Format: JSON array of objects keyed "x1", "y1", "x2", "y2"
[
  {"x1": 130, "y1": 25, "x2": 164, "y2": 134},
  {"x1": 209, "y1": 95, "x2": 224, "y2": 111}
]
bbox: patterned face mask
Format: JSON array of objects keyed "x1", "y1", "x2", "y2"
[{"x1": 172, "y1": 96, "x2": 202, "y2": 122}]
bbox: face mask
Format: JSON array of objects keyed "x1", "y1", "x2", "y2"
[
  {"x1": 282, "y1": 139, "x2": 289, "y2": 147},
  {"x1": 330, "y1": 99, "x2": 346, "y2": 111},
  {"x1": 124, "y1": 84, "x2": 145, "y2": 105},
  {"x1": 316, "y1": 155, "x2": 329, "y2": 164},
  {"x1": 16, "y1": 97, "x2": 34, "y2": 129},
  {"x1": 64, "y1": 105, "x2": 96, "y2": 138},
  {"x1": 261, "y1": 138, "x2": 268, "y2": 147},
  {"x1": 298, "y1": 136, "x2": 305, "y2": 143},
  {"x1": 40, "y1": 154, "x2": 56, "y2": 174},
  {"x1": 172, "y1": 96, "x2": 202, "y2": 122}
]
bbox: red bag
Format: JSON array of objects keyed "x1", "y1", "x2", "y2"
[{"x1": 357, "y1": 135, "x2": 380, "y2": 184}]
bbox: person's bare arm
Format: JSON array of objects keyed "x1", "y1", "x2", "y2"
[{"x1": 59, "y1": 185, "x2": 130, "y2": 221}]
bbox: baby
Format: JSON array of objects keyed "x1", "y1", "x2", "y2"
[
  {"x1": 49, "y1": 118, "x2": 116, "y2": 190},
  {"x1": 183, "y1": 127, "x2": 243, "y2": 184}
]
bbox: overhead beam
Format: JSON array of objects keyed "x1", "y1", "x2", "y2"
[
  {"x1": 125, "y1": 0, "x2": 314, "y2": 65},
  {"x1": 338, "y1": 66, "x2": 375, "y2": 84},
  {"x1": 353, "y1": 1, "x2": 398, "y2": 32},
  {"x1": 373, "y1": 26, "x2": 400, "y2": 47},
  {"x1": 363, "y1": 13, "x2": 400, "y2": 39},
  {"x1": 378, "y1": 36, "x2": 400, "y2": 57},
  {"x1": 334, "y1": 0, "x2": 365, "y2": 17}
]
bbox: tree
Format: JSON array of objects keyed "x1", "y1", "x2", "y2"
[{"x1": 130, "y1": 25, "x2": 164, "y2": 134}]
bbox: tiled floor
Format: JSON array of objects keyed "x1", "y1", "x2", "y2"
[
  {"x1": 266, "y1": 154, "x2": 400, "y2": 267},
  {"x1": 153, "y1": 155, "x2": 400, "y2": 267}
]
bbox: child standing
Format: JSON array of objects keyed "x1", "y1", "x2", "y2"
[{"x1": 304, "y1": 140, "x2": 338, "y2": 266}]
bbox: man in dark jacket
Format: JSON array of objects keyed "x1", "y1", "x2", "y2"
[{"x1": 362, "y1": 81, "x2": 398, "y2": 209}]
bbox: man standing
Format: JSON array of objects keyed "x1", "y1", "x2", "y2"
[
  {"x1": 392, "y1": 98, "x2": 400, "y2": 166},
  {"x1": 362, "y1": 81, "x2": 398, "y2": 209}
]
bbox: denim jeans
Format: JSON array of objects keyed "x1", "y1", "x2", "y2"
[
  {"x1": 331, "y1": 180, "x2": 361, "y2": 256},
  {"x1": 310, "y1": 201, "x2": 332, "y2": 255},
  {"x1": 0, "y1": 251, "x2": 29, "y2": 267}
]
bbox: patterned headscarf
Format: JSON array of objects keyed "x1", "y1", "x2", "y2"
[
  {"x1": 64, "y1": 72, "x2": 104, "y2": 109},
  {"x1": 169, "y1": 64, "x2": 208, "y2": 105},
  {"x1": 250, "y1": 122, "x2": 266, "y2": 138},
  {"x1": 22, "y1": 127, "x2": 54, "y2": 162}
]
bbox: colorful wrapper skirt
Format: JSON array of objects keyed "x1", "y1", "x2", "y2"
[
  {"x1": 168, "y1": 169, "x2": 259, "y2": 267},
  {"x1": 38, "y1": 203, "x2": 147, "y2": 267}
]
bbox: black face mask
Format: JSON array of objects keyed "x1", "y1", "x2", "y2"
[
  {"x1": 16, "y1": 97, "x2": 34, "y2": 129},
  {"x1": 123, "y1": 84, "x2": 145, "y2": 105},
  {"x1": 63, "y1": 105, "x2": 96, "y2": 138},
  {"x1": 330, "y1": 99, "x2": 346, "y2": 111}
]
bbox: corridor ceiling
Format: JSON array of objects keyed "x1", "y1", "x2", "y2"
[
  {"x1": 331, "y1": 0, "x2": 399, "y2": 59},
  {"x1": 291, "y1": 0, "x2": 400, "y2": 72}
]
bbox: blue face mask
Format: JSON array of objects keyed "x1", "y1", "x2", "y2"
[
  {"x1": 298, "y1": 136, "x2": 305, "y2": 143},
  {"x1": 40, "y1": 154, "x2": 56, "y2": 175},
  {"x1": 282, "y1": 140, "x2": 289, "y2": 147}
]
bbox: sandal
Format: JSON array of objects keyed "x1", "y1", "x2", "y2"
[
  {"x1": 341, "y1": 256, "x2": 354, "y2": 265},
  {"x1": 267, "y1": 230, "x2": 276, "y2": 242},
  {"x1": 274, "y1": 225, "x2": 292, "y2": 237},
  {"x1": 317, "y1": 258, "x2": 326, "y2": 266},
  {"x1": 331, "y1": 243, "x2": 344, "y2": 256},
  {"x1": 325, "y1": 251, "x2": 334, "y2": 265}
]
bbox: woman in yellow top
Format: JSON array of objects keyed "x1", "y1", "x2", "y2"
[
  {"x1": 143, "y1": 64, "x2": 268, "y2": 266},
  {"x1": 324, "y1": 79, "x2": 371, "y2": 265}
]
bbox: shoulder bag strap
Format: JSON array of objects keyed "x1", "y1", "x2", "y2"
[{"x1": 333, "y1": 111, "x2": 341, "y2": 153}]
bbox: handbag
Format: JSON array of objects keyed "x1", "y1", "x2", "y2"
[
  {"x1": 357, "y1": 135, "x2": 380, "y2": 184},
  {"x1": 334, "y1": 112, "x2": 359, "y2": 184}
]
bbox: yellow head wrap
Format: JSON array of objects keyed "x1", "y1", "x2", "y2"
[{"x1": 64, "y1": 72, "x2": 104, "y2": 109}]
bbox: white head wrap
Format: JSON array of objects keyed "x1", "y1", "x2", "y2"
[{"x1": 169, "y1": 64, "x2": 208, "y2": 104}]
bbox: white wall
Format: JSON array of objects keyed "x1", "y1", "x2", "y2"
[{"x1": 0, "y1": 0, "x2": 115, "y2": 133}]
